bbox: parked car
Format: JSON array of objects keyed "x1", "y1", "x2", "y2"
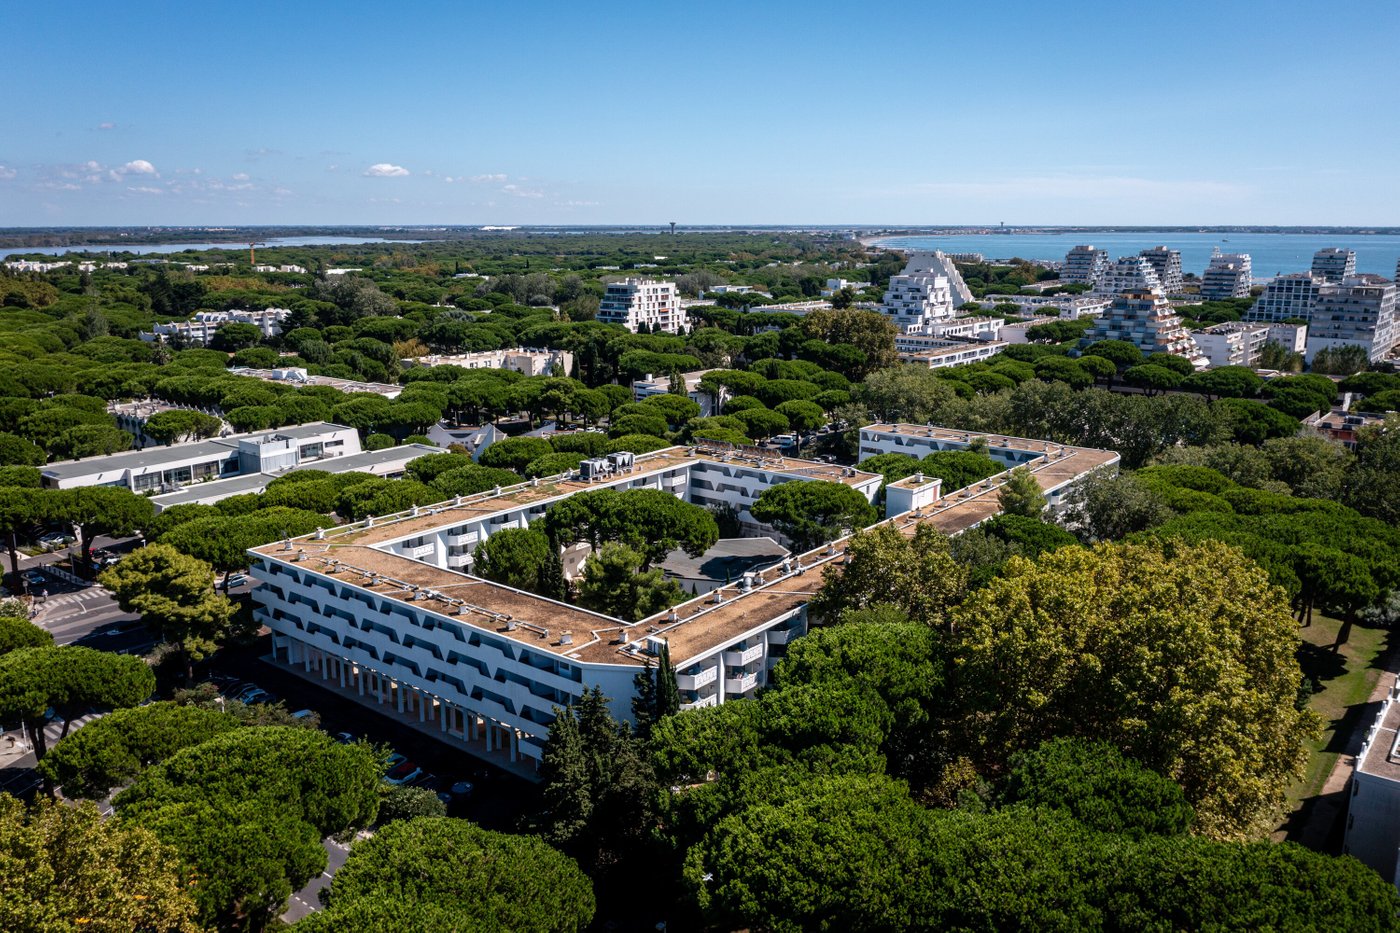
[
  {"x1": 332, "y1": 731, "x2": 357, "y2": 745},
  {"x1": 36, "y1": 533, "x2": 73, "y2": 551},
  {"x1": 21, "y1": 570, "x2": 46, "y2": 586},
  {"x1": 240, "y1": 689, "x2": 274, "y2": 705},
  {"x1": 225, "y1": 573, "x2": 249, "y2": 588},
  {"x1": 291, "y1": 709, "x2": 314, "y2": 720},
  {"x1": 385, "y1": 759, "x2": 425, "y2": 785}
]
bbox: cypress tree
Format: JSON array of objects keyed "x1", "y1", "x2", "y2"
[
  {"x1": 656, "y1": 641, "x2": 681, "y2": 719},
  {"x1": 538, "y1": 546, "x2": 568, "y2": 602},
  {"x1": 632, "y1": 660, "x2": 658, "y2": 739}
]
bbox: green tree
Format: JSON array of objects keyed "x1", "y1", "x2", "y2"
[
  {"x1": 997, "y1": 465, "x2": 1045, "y2": 519},
  {"x1": 543, "y1": 487, "x2": 717, "y2": 568},
  {"x1": 576, "y1": 542, "x2": 683, "y2": 622},
  {"x1": 918, "y1": 450, "x2": 1002, "y2": 491},
  {"x1": 480, "y1": 436, "x2": 554, "y2": 472},
  {"x1": 143, "y1": 409, "x2": 223, "y2": 445},
  {"x1": 1123, "y1": 363, "x2": 1184, "y2": 396},
  {"x1": 1001, "y1": 737, "x2": 1194, "y2": 838},
  {"x1": 750, "y1": 480, "x2": 878, "y2": 552},
  {"x1": 808, "y1": 523, "x2": 967, "y2": 628},
  {"x1": 0, "y1": 614, "x2": 52, "y2": 656},
  {"x1": 856, "y1": 365, "x2": 958, "y2": 423},
  {"x1": 0, "y1": 794, "x2": 201, "y2": 933},
  {"x1": 308, "y1": 817, "x2": 594, "y2": 933},
  {"x1": 209, "y1": 321, "x2": 262, "y2": 351},
  {"x1": 52, "y1": 486, "x2": 155, "y2": 564},
  {"x1": 115, "y1": 726, "x2": 382, "y2": 931},
  {"x1": 537, "y1": 687, "x2": 657, "y2": 877},
  {"x1": 950, "y1": 538, "x2": 1320, "y2": 839},
  {"x1": 375, "y1": 784, "x2": 446, "y2": 824},
  {"x1": 0, "y1": 646, "x2": 155, "y2": 761},
  {"x1": 473, "y1": 527, "x2": 551, "y2": 592},
  {"x1": 38, "y1": 701, "x2": 239, "y2": 799},
  {"x1": 1062, "y1": 471, "x2": 1171, "y2": 542}
]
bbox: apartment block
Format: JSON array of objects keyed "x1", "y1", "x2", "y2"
[
  {"x1": 1190, "y1": 322, "x2": 1272, "y2": 368},
  {"x1": 248, "y1": 427, "x2": 1116, "y2": 772},
  {"x1": 897, "y1": 340, "x2": 1007, "y2": 368},
  {"x1": 1311, "y1": 247, "x2": 1357, "y2": 284},
  {"x1": 140, "y1": 308, "x2": 291, "y2": 344},
  {"x1": 1248, "y1": 273, "x2": 1321, "y2": 323},
  {"x1": 404, "y1": 348, "x2": 574, "y2": 378},
  {"x1": 1083, "y1": 291, "x2": 1207, "y2": 367},
  {"x1": 595, "y1": 278, "x2": 687, "y2": 333},
  {"x1": 1062, "y1": 245, "x2": 1111, "y2": 285},
  {"x1": 1200, "y1": 252, "x2": 1253, "y2": 299},
  {"x1": 1093, "y1": 255, "x2": 1164, "y2": 298},
  {"x1": 878, "y1": 252, "x2": 974, "y2": 334},
  {"x1": 1305, "y1": 274, "x2": 1399, "y2": 364},
  {"x1": 1139, "y1": 246, "x2": 1184, "y2": 294}
]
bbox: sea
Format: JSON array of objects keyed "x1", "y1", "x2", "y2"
[
  {"x1": 873, "y1": 232, "x2": 1400, "y2": 279},
  {"x1": 0, "y1": 235, "x2": 421, "y2": 262}
]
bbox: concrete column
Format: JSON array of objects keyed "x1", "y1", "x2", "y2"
[
  {"x1": 378, "y1": 676, "x2": 387, "y2": 705},
  {"x1": 396, "y1": 685, "x2": 405, "y2": 714},
  {"x1": 418, "y1": 691, "x2": 426, "y2": 723},
  {"x1": 357, "y1": 668, "x2": 366, "y2": 696},
  {"x1": 338, "y1": 660, "x2": 347, "y2": 689},
  {"x1": 485, "y1": 721, "x2": 493, "y2": 752},
  {"x1": 303, "y1": 648, "x2": 312, "y2": 673},
  {"x1": 509, "y1": 729, "x2": 518, "y2": 763},
  {"x1": 320, "y1": 653, "x2": 329, "y2": 680}
]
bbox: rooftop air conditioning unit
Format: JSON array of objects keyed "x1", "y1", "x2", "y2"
[{"x1": 559, "y1": 631, "x2": 573, "y2": 646}]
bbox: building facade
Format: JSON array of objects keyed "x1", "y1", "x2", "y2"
[
  {"x1": 1305, "y1": 274, "x2": 1399, "y2": 364},
  {"x1": 1200, "y1": 252, "x2": 1253, "y2": 299},
  {"x1": 1346, "y1": 680, "x2": 1400, "y2": 888},
  {"x1": 1062, "y1": 245, "x2": 1112, "y2": 285},
  {"x1": 1190, "y1": 322, "x2": 1271, "y2": 368},
  {"x1": 878, "y1": 252, "x2": 974, "y2": 334},
  {"x1": 1083, "y1": 290, "x2": 1207, "y2": 367},
  {"x1": 405, "y1": 348, "x2": 574, "y2": 378},
  {"x1": 1093, "y1": 255, "x2": 1165, "y2": 298},
  {"x1": 1248, "y1": 273, "x2": 1320, "y2": 323},
  {"x1": 247, "y1": 428, "x2": 1117, "y2": 771},
  {"x1": 1139, "y1": 246, "x2": 1185, "y2": 295},
  {"x1": 141, "y1": 308, "x2": 291, "y2": 344},
  {"x1": 633, "y1": 369, "x2": 728, "y2": 417},
  {"x1": 596, "y1": 278, "x2": 687, "y2": 333},
  {"x1": 1311, "y1": 247, "x2": 1357, "y2": 284}
]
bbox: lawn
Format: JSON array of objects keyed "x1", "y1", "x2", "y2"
[{"x1": 1276, "y1": 614, "x2": 1391, "y2": 839}]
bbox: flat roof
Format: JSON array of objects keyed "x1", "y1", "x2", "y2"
[
  {"x1": 1358, "y1": 693, "x2": 1400, "y2": 782},
  {"x1": 322, "y1": 446, "x2": 877, "y2": 548},
  {"x1": 150, "y1": 443, "x2": 438, "y2": 509},
  {"x1": 41, "y1": 422, "x2": 355, "y2": 481},
  {"x1": 254, "y1": 427, "x2": 1115, "y2": 667}
]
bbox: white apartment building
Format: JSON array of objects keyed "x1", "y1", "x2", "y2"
[
  {"x1": 1311, "y1": 248, "x2": 1356, "y2": 284},
  {"x1": 1305, "y1": 274, "x2": 1399, "y2": 364},
  {"x1": 1346, "y1": 680, "x2": 1400, "y2": 888},
  {"x1": 1093, "y1": 255, "x2": 1165, "y2": 298},
  {"x1": 1062, "y1": 245, "x2": 1111, "y2": 285},
  {"x1": 996, "y1": 317, "x2": 1059, "y2": 344},
  {"x1": 821, "y1": 277, "x2": 872, "y2": 296},
  {"x1": 984, "y1": 294, "x2": 1111, "y2": 320},
  {"x1": 1083, "y1": 291, "x2": 1208, "y2": 367},
  {"x1": 1190, "y1": 322, "x2": 1272, "y2": 368},
  {"x1": 405, "y1": 348, "x2": 574, "y2": 378},
  {"x1": 253, "y1": 264, "x2": 309, "y2": 274},
  {"x1": 246, "y1": 427, "x2": 1115, "y2": 771},
  {"x1": 141, "y1": 308, "x2": 292, "y2": 345},
  {"x1": 1139, "y1": 246, "x2": 1184, "y2": 295},
  {"x1": 633, "y1": 369, "x2": 727, "y2": 418},
  {"x1": 1249, "y1": 273, "x2": 1321, "y2": 324},
  {"x1": 596, "y1": 278, "x2": 688, "y2": 333},
  {"x1": 2, "y1": 260, "x2": 71, "y2": 273},
  {"x1": 897, "y1": 340, "x2": 1007, "y2": 369},
  {"x1": 1266, "y1": 322, "x2": 1308, "y2": 355},
  {"x1": 1200, "y1": 252, "x2": 1253, "y2": 299},
  {"x1": 228, "y1": 367, "x2": 404, "y2": 399},
  {"x1": 878, "y1": 252, "x2": 974, "y2": 334},
  {"x1": 36, "y1": 422, "x2": 429, "y2": 513}
]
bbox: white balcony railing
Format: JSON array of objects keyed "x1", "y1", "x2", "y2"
[
  {"x1": 722, "y1": 644, "x2": 764, "y2": 667},
  {"x1": 676, "y1": 666, "x2": 719, "y2": 691},
  {"x1": 767, "y1": 627, "x2": 793, "y2": 645},
  {"x1": 724, "y1": 672, "x2": 759, "y2": 694},
  {"x1": 680, "y1": 693, "x2": 719, "y2": 711},
  {"x1": 408, "y1": 543, "x2": 434, "y2": 558}
]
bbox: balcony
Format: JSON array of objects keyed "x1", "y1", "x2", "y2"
[
  {"x1": 680, "y1": 693, "x2": 719, "y2": 711},
  {"x1": 408, "y1": 543, "x2": 434, "y2": 558},
  {"x1": 767, "y1": 627, "x2": 795, "y2": 645},
  {"x1": 724, "y1": 672, "x2": 759, "y2": 695},
  {"x1": 722, "y1": 644, "x2": 764, "y2": 667},
  {"x1": 676, "y1": 666, "x2": 718, "y2": 691},
  {"x1": 447, "y1": 530, "x2": 479, "y2": 546}
]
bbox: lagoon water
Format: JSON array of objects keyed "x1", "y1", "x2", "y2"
[
  {"x1": 875, "y1": 232, "x2": 1400, "y2": 279},
  {"x1": 0, "y1": 235, "x2": 419, "y2": 262}
]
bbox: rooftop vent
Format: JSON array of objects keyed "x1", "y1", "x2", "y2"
[
  {"x1": 315, "y1": 527, "x2": 325, "y2": 540},
  {"x1": 559, "y1": 631, "x2": 573, "y2": 646},
  {"x1": 711, "y1": 590, "x2": 725, "y2": 605},
  {"x1": 666, "y1": 609, "x2": 679, "y2": 623},
  {"x1": 505, "y1": 619, "x2": 518, "y2": 631}
]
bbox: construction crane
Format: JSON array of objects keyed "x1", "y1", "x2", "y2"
[{"x1": 248, "y1": 241, "x2": 266, "y2": 265}]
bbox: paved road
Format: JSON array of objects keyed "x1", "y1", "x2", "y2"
[{"x1": 282, "y1": 837, "x2": 354, "y2": 922}]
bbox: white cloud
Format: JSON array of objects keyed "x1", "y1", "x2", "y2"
[
  {"x1": 502, "y1": 183, "x2": 543, "y2": 199},
  {"x1": 108, "y1": 159, "x2": 158, "y2": 181},
  {"x1": 0, "y1": 165, "x2": 16, "y2": 181},
  {"x1": 364, "y1": 163, "x2": 410, "y2": 177},
  {"x1": 470, "y1": 173, "x2": 507, "y2": 183},
  {"x1": 231, "y1": 172, "x2": 250, "y2": 182},
  {"x1": 97, "y1": 122, "x2": 116, "y2": 130},
  {"x1": 126, "y1": 185, "x2": 164, "y2": 195}
]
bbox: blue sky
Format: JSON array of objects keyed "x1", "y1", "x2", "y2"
[{"x1": 3, "y1": 0, "x2": 1398, "y2": 226}]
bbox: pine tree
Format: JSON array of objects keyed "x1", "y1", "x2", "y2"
[{"x1": 538, "y1": 703, "x2": 592, "y2": 850}]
